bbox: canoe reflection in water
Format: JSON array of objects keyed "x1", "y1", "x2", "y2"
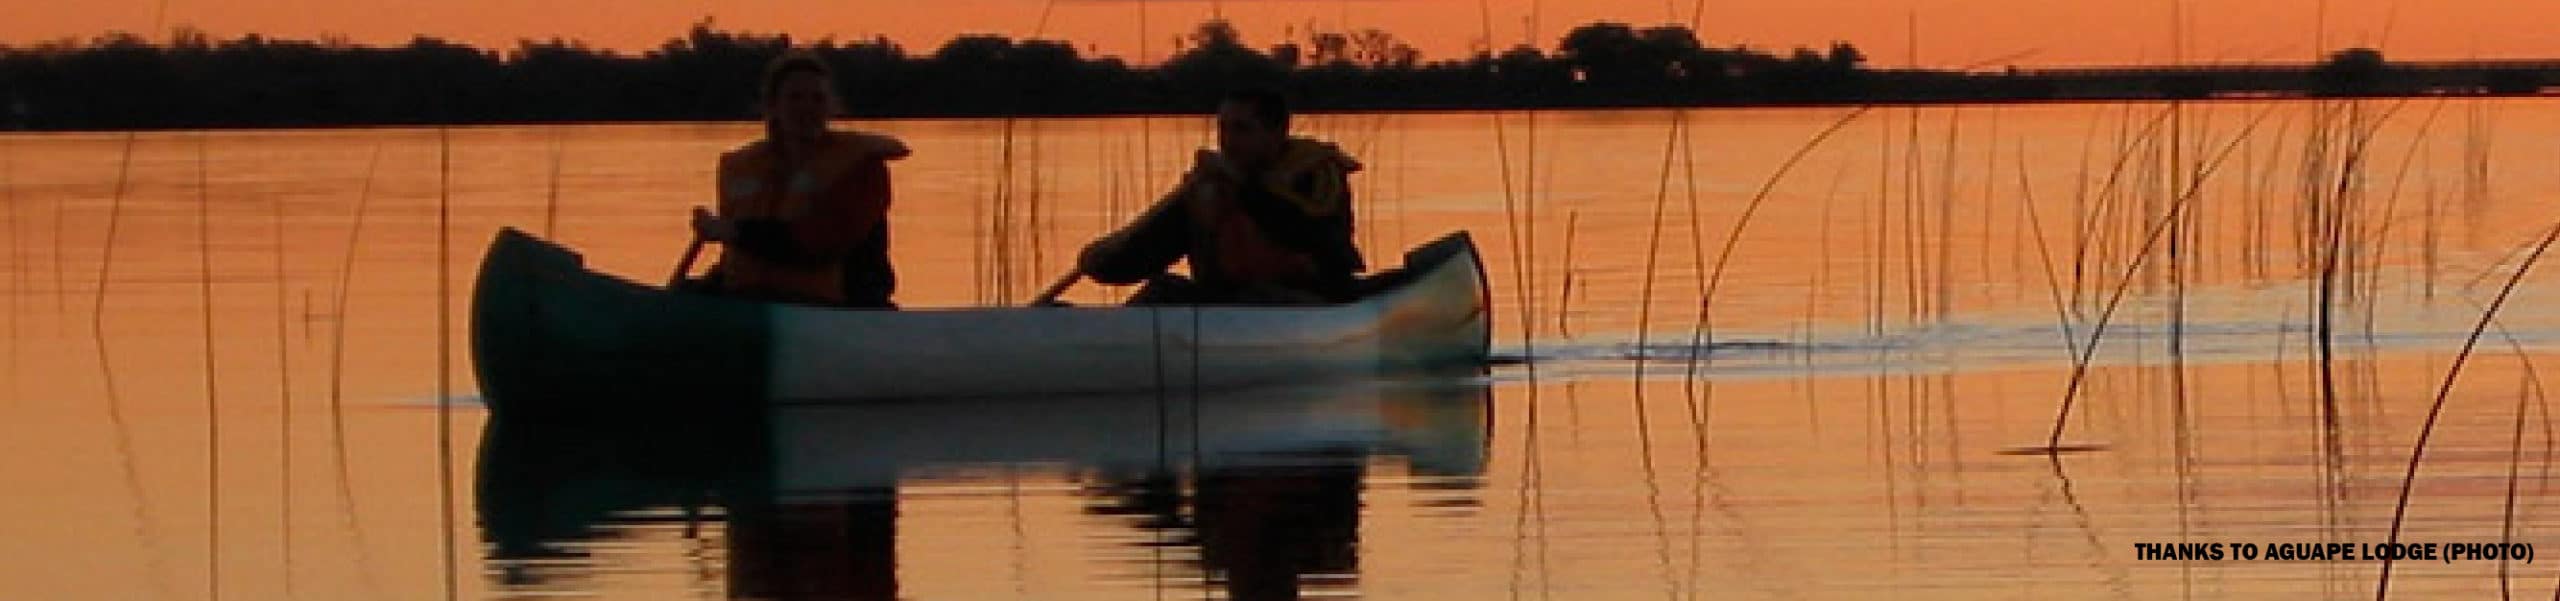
[{"x1": 477, "y1": 374, "x2": 1490, "y2": 600}]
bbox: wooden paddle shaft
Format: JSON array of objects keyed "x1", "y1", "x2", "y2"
[
  {"x1": 668, "y1": 236, "x2": 706, "y2": 288},
  {"x1": 1029, "y1": 272, "x2": 1080, "y2": 306}
]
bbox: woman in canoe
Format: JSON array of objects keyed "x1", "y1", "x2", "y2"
[
  {"x1": 1074, "y1": 87, "x2": 1367, "y2": 305},
  {"x1": 691, "y1": 49, "x2": 911, "y2": 308}
]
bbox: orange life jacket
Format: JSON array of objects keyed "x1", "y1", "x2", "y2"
[
  {"x1": 1182, "y1": 138, "x2": 1365, "y2": 293},
  {"x1": 711, "y1": 131, "x2": 910, "y2": 305}
]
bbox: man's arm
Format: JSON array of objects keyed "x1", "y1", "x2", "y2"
[{"x1": 1079, "y1": 178, "x2": 1195, "y2": 285}]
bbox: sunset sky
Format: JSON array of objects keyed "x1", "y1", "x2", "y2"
[{"x1": 7, "y1": 0, "x2": 2553, "y2": 69}]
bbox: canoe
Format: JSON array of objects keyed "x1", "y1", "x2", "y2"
[{"x1": 468, "y1": 226, "x2": 1491, "y2": 410}]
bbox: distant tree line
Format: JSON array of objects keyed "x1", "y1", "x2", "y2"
[
  {"x1": 0, "y1": 19, "x2": 1877, "y2": 130},
  {"x1": 0, "y1": 20, "x2": 2547, "y2": 131}
]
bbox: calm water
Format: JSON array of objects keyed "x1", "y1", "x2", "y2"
[{"x1": 5, "y1": 99, "x2": 2560, "y2": 599}]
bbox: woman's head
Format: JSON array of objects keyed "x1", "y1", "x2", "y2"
[{"x1": 761, "y1": 50, "x2": 838, "y2": 143}]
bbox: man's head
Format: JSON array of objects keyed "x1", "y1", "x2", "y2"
[{"x1": 1215, "y1": 87, "x2": 1290, "y2": 170}]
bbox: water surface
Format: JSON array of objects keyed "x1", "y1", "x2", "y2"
[{"x1": 5, "y1": 99, "x2": 2560, "y2": 599}]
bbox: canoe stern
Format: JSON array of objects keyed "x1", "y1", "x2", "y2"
[{"x1": 470, "y1": 227, "x2": 775, "y2": 415}]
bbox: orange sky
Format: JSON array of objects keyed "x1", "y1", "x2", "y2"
[{"x1": 7, "y1": 0, "x2": 2554, "y2": 68}]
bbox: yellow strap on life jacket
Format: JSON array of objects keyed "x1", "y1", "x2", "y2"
[{"x1": 1257, "y1": 138, "x2": 1361, "y2": 217}]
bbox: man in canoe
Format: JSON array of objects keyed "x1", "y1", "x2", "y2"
[
  {"x1": 1075, "y1": 87, "x2": 1367, "y2": 305},
  {"x1": 691, "y1": 50, "x2": 911, "y2": 308}
]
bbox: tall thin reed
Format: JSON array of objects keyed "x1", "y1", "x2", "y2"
[
  {"x1": 971, "y1": 136, "x2": 987, "y2": 304},
  {"x1": 1871, "y1": 113, "x2": 1891, "y2": 337},
  {"x1": 1935, "y1": 107, "x2": 1960, "y2": 323},
  {"x1": 2367, "y1": 99, "x2": 2448, "y2": 308},
  {"x1": 326, "y1": 141, "x2": 383, "y2": 416},
  {"x1": 1359, "y1": 114, "x2": 1392, "y2": 255},
  {"x1": 2077, "y1": 105, "x2": 2175, "y2": 310},
  {"x1": 2372, "y1": 222, "x2": 2560, "y2": 601},
  {"x1": 92, "y1": 132, "x2": 137, "y2": 348},
  {"x1": 323, "y1": 141, "x2": 383, "y2": 597},
  {"x1": 1477, "y1": 0, "x2": 1536, "y2": 374},
  {"x1": 87, "y1": 131, "x2": 172, "y2": 599},
  {"x1": 2065, "y1": 109, "x2": 2107, "y2": 315},
  {"x1": 268, "y1": 132, "x2": 296, "y2": 599},
  {"x1": 1630, "y1": 381, "x2": 1682, "y2": 600},
  {"x1": 542, "y1": 128, "x2": 564, "y2": 236},
  {"x1": 2165, "y1": 6, "x2": 2198, "y2": 574},
  {"x1": 992, "y1": 119, "x2": 1018, "y2": 303},
  {"x1": 3, "y1": 137, "x2": 14, "y2": 400},
  {"x1": 1634, "y1": 112, "x2": 1688, "y2": 376},
  {"x1": 1811, "y1": 159, "x2": 1853, "y2": 355},
  {"x1": 2018, "y1": 146, "x2": 2083, "y2": 362},
  {"x1": 1505, "y1": 381, "x2": 1553, "y2": 600},
  {"x1": 2042, "y1": 105, "x2": 2276, "y2": 450},
  {"x1": 2500, "y1": 367, "x2": 2537, "y2": 600},
  {"x1": 1031, "y1": 127, "x2": 1048, "y2": 293},
  {"x1": 196, "y1": 133, "x2": 223, "y2": 601},
  {"x1": 2459, "y1": 232, "x2": 2545, "y2": 294},
  {"x1": 2466, "y1": 314, "x2": 2551, "y2": 601},
  {"x1": 1557, "y1": 210, "x2": 1578, "y2": 338},
  {"x1": 1901, "y1": 13, "x2": 1923, "y2": 327},
  {"x1": 1683, "y1": 107, "x2": 1871, "y2": 380},
  {"x1": 1900, "y1": 105, "x2": 1924, "y2": 326},
  {"x1": 1527, "y1": 108, "x2": 1541, "y2": 347},
  {"x1": 1676, "y1": 107, "x2": 1709, "y2": 410},
  {"x1": 2248, "y1": 115, "x2": 2289, "y2": 282},
  {"x1": 1393, "y1": 116, "x2": 1410, "y2": 247},
  {"x1": 2450, "y1": 99, "x2": 2495, "y2": 300},
  {"x1": 43, "y1": 144, "x2": 58, "y2": 327},
  {"x1": 434, "y1": 127, "x2": 457, "y2": 601},
  {"x1": 1668, "y1": 111, "x2": 1733, "y2": 482},
  {"x1": 1980, "y1": 109, "x2": 2002, "y2": 304},
  {"x1": 2313, "y1": 100, "x2": 2410, "y2": 467},
  {"x1": 2165, "y1": 96, "x2": 2189, "y2": 398}
]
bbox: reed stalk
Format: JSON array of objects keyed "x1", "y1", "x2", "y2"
[{"x1": 2373, "y1": 222, "x2": 2560, "y2": 601}]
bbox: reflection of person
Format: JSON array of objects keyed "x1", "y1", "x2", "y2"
[
  {"x1": 475, "y1": 413, "x2": 768, "y2": 591},
  {"x1": 477, "y1": 413, "x2": 899, "y2": 601},
  {"x1": 693, "y1": 50, "x2": 910, "y2": 307},
  {"x1": 1193, "y1": 457, "x2": 1365, "y2": 600},
  {"x1": 1087, "y1": 457, "x2": 1365, "y2": 600},
  {"x1": 727, "y1": 488, "x2": 899, "y2": 601},
  {"x1": 1076, "y1": 87, "x2": 1366, "y2": 305}
]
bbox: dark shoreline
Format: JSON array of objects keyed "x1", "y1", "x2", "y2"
[
  {"x1": 3, "y1": 22, "x2": 2553, "y2": 134},
  {"x1": 6, "y1": 91, "x2": 2555, "y2": 137}
]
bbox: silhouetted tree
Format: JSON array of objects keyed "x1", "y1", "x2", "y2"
[
  {"x1": 1559, "y1": 23, "x2": 1643, "y2": 86},
  {"x1": 1308, "y1": 32, "x2": 1351, "y2": 67},
  {"x1": 2315, "y1": 47, "x2": 2389, "y2": 95},
  {"x1": 1268, "y1": 43, "x2": 1302, "y2": 70},
  {"x1": 1825, "y1": 42, "x2": 1866, "y2": 72},
  {"x1": 1161, "y1": 20, "x2": 1285, "y2": 107}
]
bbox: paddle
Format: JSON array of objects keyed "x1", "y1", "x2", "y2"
[
  {"x1": 1027, "y1": 271, "x2": 1081, "y2": 307},
  {"x1": 670, "y1": 205, "x2": 719, "y2": 289},
  {"x1": 668, "y1": 234, "x2": 706, "y2": 289}
]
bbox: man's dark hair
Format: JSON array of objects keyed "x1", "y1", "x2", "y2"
[
  {"x1": 1221, "y1": 87, "x2": 1290, "y2": 132},
  {"x1": 761, "y1": 50, "x2": 834, "y2": 106}
]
